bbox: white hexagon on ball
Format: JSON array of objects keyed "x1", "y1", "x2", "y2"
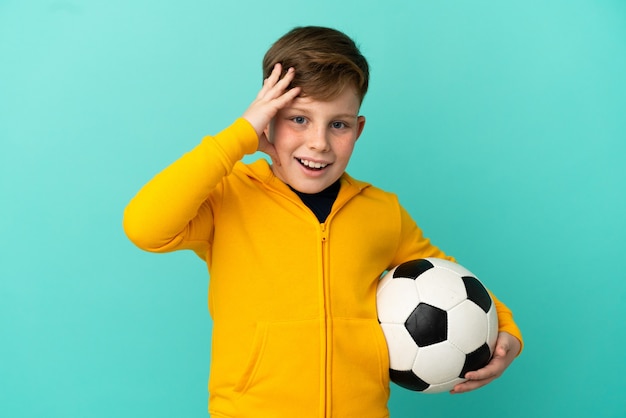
[
  {"x1": 415, "y1": 268, "x2": 467, "y2": 311},
  {"x1": 377, "y1": 277, "x2": 420, "y2": 324},
  {"x1": 412, "y1": 341, "x2": 465, "y2": 385},
  {"x1": 380, "y1": 322, "x2": 419, "y2": 371},
  {"x1": 447, "y1": 300, "x2": 489, "y2": 353}
]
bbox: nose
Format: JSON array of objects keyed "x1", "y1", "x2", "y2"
[{"x1": 306, "y1": 126, "x2": 331, "y2": 152}]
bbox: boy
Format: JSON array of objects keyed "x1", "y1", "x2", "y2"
[{"x1": 124, "y1": 26, "x2": 522, "y2": 418}]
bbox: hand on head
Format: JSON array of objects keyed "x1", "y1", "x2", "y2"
[{"x1": 242, "y1": 63, "x2": 301, "y2": 165}]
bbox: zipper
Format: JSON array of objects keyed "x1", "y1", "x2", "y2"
[
  {"x1": 318, "y1": 192, "x2": 359, "y2": 417},
  {"x1": 320, "y1": 222, "x2": 330, "y2": 417}
]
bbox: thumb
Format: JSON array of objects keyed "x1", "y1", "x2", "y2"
[{"x1": 494, "y1": 341, "x2": 510, "y2": 358}]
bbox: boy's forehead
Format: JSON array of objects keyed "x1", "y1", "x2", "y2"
[{"x1": 287, "y1": 88, "x2": 361, "y2": 114}]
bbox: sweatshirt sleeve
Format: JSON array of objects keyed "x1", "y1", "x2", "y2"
[
  {"x1": 390, "y1": 203, "x2": 454, "y2": 266},
  {"x1": 123, "y1": 118, "x2": 258, "y2": 257}
]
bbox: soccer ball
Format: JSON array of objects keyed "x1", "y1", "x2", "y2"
[{"x1": 376, "y1": 258, "x2": 498, "y2": 393}]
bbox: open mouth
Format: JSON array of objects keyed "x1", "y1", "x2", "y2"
[{"x1": 298, "y1": 158, "x2": 329, "y2": 171}]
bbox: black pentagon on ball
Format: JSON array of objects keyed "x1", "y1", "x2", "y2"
[
  {"x1": 389, "y1": 369, "x2": 430, "y2": 392},
  {"x1": 462, "y1": 276, "x2": 492, "y2": 313},
  {"x1": 460, "y1": 343, "x2": 492, "y2": 378},
  {"x1": 392, "y1": 259, "x2": 434, "y2": 279},
  {"x1": 405, "y1": 303, "x2": 447, "y2": 347}
]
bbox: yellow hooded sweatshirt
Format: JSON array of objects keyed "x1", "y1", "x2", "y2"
[{"x1": 124, "y1": 118, "x2": 522, "y2": 418}]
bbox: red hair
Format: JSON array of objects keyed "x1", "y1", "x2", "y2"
[{"x1": 262, "y1": 26, "x2": 369, "y2": 103}]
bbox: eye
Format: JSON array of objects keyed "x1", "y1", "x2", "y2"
[
  {"x1": 291, "y1": 116, "x2": 306, "y2": 124},
  {"x1": 331, "y1": 121, "x2": 348, "y2": 129}
]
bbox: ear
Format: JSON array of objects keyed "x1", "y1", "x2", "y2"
[
  {"x1": 264, "y1": 125, "x2": 271, "y2": 143},
  {"x1": 355, "y1": 115, "x2": 366, "y2": 141},
  {"x1": 264, "y1": 120, "x2": 273, "y2": 143}
]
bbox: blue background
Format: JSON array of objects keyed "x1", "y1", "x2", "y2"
[{"x1": 1, "y1": 1, "x2": 625, "y2": 417}]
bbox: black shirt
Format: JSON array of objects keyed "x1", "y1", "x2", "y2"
[{"x1": 289, "y1": 180, "x2": 341, "y2": 223}]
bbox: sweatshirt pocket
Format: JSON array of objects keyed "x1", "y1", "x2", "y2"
[
  {"x1": 233, "y1": 319, "x2": 321, "y2": 409},
  {"x1": 330, "y1": 318, "x2": 391, "y2": 417}
]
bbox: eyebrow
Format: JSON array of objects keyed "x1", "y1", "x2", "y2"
[
  {"x1": 285, "y1": 107, "x2": 358, "y2": 119},
  {"x1": 334, "y1": 113, "x2": 359, "y2": 119}
]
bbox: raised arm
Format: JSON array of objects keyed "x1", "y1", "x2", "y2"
[{"x1": 123, "y1": 63, "x2": 300, "y2": 257}]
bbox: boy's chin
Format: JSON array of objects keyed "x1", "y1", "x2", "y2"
[
  {"x1": 272, "y1": 166, "x2": 339, "y2": 194},
  {"x1": 289, "y1": 179, "x2": 337, "y2": 194}
]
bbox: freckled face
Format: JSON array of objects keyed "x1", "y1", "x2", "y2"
[{"x1": 266, "y1": 87, "x2": 366, "y2": 194}]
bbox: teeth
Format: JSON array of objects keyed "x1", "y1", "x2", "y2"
[{"x1": 300, "y1": 159, "x2": 328, "y2": 169}]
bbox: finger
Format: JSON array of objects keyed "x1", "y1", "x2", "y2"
[
  {"x1": 494, "y1": 342, "x2": 510, "y2": 358},
  {"x1": 257, "y1": 63, "x2": 284, "y2": 99},
  {"x1": 268, "y1": 62, "x2": 283, "y2": 82},
  {"x1": 273, "y1": 85, "x2": 301, "y2": 108},
  {"x1": 263, "y1": 67, "x2": 297, "y2": 101},
  {"x1": 454, "y1": 361, "x2": 502, "y2": 393},
  {"x1": 275, "y1": 66, "x2": 297, "y2": 89},
  {"x1": 468, "y1": 349, "x2": 513, "y2": 385},
  {"x1": 450, "y1": 375, "x2": 496, "y2": 394},
  {"x1": 464, "y1": 362, "x2": 498, "y2": 381}
]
